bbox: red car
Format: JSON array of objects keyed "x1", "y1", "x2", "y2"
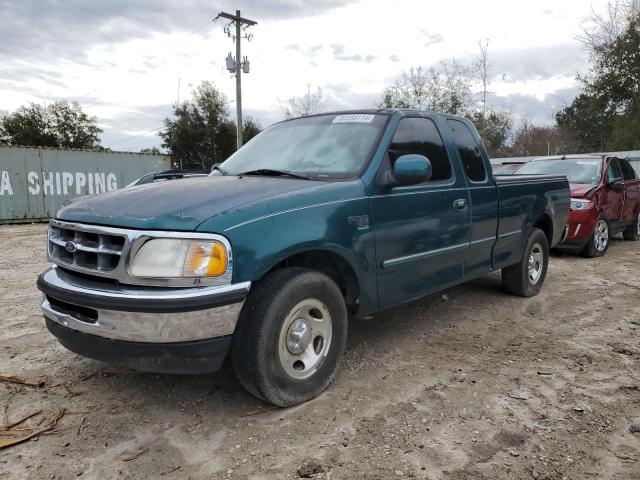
[{"x1": 515, "y1": 155, "x2": 640, "y2": 256}]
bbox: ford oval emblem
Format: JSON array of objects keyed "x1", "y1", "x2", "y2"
[{"x1": 64, "y1": 241, "x2": 78, "y2": 253}]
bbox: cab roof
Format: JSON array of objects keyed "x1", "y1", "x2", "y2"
[{"x1": 280, "y1": 108, "x2": 469, "y2": 122}]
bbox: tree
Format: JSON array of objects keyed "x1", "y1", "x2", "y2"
[
  {"x1": 556, "y1": 93, "x2": 612, "y2": 151},
  {"x1": 578, "y1": 0, "x2": 638, "y2": 50},
  {"x1": 511, "y1": 121, "x2": 581, "y2": 157},
  {"x1": 609, "y1": 110, "x2": 640, "y2": 150},
  {"x1": 557, "y1": 2, "x2": 640, "y2": 151},
  {"x1": 140, "y1": 147, "x2": 162, "y2": 154},
  {"x1": 283, "y1": 85, "x2": 326, "y2": 119},
  {"x1": 468, "y1": 40, "x2": 515, "y2": 156},
  {"x1": 474, "y1": 39, "x2": 491, "y2": 118},
  {"x1": 242, "y1": 116, "x2": 262, "y2": 143},
  {"x1": 379, "y1": 58, "x2": 515, "y2": 154},
  {"x1": 379, "y1": 61, "x2": 473, "y2": 115},
  {"x1": 160, "y1": 81, "x2": 237, "y2": 170},
  {"x1": 0, "y1": 101, "x2": 102, "y2": 148},
  {"x1": 468, "y1": 110, "x2": 513, "y2": 157}
]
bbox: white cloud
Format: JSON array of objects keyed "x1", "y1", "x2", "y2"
[{"x1": 0, "y1": 0, "x2": 611, "y2": 151}]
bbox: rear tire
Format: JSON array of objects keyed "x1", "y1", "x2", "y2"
[
  {"x1": 622, "y1": 212, "x2": 640, "y2": 241},
  {"x1": 231, "y1": 267, "x2": 348, "y2": 407},
  {"x1": 502, "y1": 228, "x2": 549, "y2": 297},
  {"x1": 582, "y1": 218, "x2": 610, "y2": 257}
]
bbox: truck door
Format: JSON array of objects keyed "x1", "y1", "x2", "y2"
[
  {"x1": 369, "y1": 116, "x2": 471, "y2": 309},
  {"x1": 603, "y1": 158, "x2": 625, "y2": 221},
  {"x1": 446, "y1": 119, "x2": 498, "y2": 279}
]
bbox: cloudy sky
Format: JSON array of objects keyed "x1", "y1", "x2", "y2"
[{"x1": 1, "y1": 0, "x2": 609, "y2": 151}]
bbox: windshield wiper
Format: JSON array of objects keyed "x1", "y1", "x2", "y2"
[{"x1": 238, "y1": 169, "x2": 311, "y2": 180}]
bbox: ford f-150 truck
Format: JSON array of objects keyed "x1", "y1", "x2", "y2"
[{"x1": 37, "y1": 110, "x2": 570, "y2": 406}]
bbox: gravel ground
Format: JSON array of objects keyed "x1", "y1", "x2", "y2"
[{"x1": 1, "y1": 223, "x2": 639, "y2": 480}]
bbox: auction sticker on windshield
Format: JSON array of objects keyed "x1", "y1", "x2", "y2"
[{"x1": 332, "y1": 114, "x2": 375, "y2": 123}]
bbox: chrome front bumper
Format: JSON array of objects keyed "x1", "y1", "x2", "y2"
[{"x1": 38, "y1": 267, "x2": 250, "y2": 343}]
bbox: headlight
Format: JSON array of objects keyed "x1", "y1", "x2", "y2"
[
  {"x1": 570, "y1": 198, "x2": 594, "y2": 211},
  {"x1": 129, "y1": 238, "x2": 228, "y2": 278}
]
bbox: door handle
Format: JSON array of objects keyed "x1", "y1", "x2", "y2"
[{"x1": 453, "y1": 198, "x2": 467, "y2": 210}]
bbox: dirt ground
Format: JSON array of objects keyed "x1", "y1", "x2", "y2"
[{"x1": 1, "y1": 223, "x2": 639, "y2": 480}]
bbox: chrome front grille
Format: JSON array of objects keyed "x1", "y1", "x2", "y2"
[
  {"x1": 46, "y1": 219, "x2": 234, "y2": 288},
  {"x1": 49, "y1": 222, "x2": 126, "y2": 272}
]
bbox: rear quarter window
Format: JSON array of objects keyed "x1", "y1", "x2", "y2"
[{"x1": 447, "y1": 119, "x2": 487, "y2": 182}]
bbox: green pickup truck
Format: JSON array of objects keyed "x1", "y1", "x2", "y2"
[{"x1": 38, "y1": 110, "x2": 570, "y2": 406}]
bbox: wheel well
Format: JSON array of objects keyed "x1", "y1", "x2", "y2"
[
  {"x1": 533, "y1": 214, "x2": 553, "y2": 245},
  {"x1": 266, "y1": 250, "x2": 360, "y2": 315}
]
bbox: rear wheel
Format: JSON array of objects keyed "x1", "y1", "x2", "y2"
[
  {"x1": 502, "y1": 228, "x2": 549, "y2": 297},
  {"x1": 231, "y1": 268, "x2": 348, "y2": 407},
  {"x1": 582, "y1": 218, "x2": 610, "y2": 257},
  {"x1": 622, "y1": 212, "x2": 640, "y2": 241}
]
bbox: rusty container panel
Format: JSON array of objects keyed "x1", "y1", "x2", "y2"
[{"x1": 0, "y1": 146, "x2": 170, "y2": 223}]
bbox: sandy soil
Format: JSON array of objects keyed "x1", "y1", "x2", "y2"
[{"x1": 1, "y1": 223, "x2": 639, "y2": 480}]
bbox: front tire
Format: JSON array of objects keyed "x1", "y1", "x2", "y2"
[
  {"x1": 231, "y1": 268, "x2": 348, "y2": 407},
  {"x1": 502, "y1": 227, "x2": 549, "y2": 297},
  {"x1": 622, "y1": 212, "x2": 640, "y2": 241},
  {"x1": 582, "y1": 218, "x2": 610, "y2": 257}
]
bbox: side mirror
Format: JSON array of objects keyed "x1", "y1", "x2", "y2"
[{"x1": 389, "y1": 154, "x2": 432, "y2": 186}]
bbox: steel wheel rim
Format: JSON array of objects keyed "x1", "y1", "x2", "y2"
[
  {"x1": 527, "y1": 242, "x2": 544, "y2": 284},
  {"x1": 594, "y1": 220, "x2": 608, "y2": 251},
  {"x1": 278, "y1": 298, "x2": 332, "y2": 380}
]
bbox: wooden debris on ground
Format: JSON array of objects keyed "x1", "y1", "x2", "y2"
[
  {"x1": 123, "y1": 448, "x2": 149, "y2": 462},
  {"x1": 0, "y1": 372, "x2": 44, "y2": 387},
  {"x1": 241, "y1": 406, "x2": 279, "y2": 417},
  {"x1": 0, "y1": 409, "x2": 65, "y2": 449}
]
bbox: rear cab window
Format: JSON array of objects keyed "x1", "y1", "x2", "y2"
[
  {"x1": 446, "y1": 119, "x2": 487, "y2": 182},
  {"x1": 387, "y1": 117, "x2": 452, "y2": 182}
]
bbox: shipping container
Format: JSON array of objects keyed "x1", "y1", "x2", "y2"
[{"x1": 0, "y1": 145, "x2": 170, "y2": 223}]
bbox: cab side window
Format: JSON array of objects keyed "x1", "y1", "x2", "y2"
[
  {"x1": 607, "y1": 158, "x2": 624, "y2": 183},
  {"x1": 388, "y1": 118, "x2": 452, "y2": 182},
  {"x1": 620, "y1": 159, "x2": 637, "y2": 181},
  {"x1": 447, "y1": 119, "x2": 487, "y2": 182}
]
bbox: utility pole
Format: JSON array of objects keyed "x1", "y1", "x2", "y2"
[{"x1": 218, "y1": 10, "x2": 257, "y2": 150}]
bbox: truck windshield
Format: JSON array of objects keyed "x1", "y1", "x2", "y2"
[
  {"x1": 516, "y1": 159, "x2": 602, "y2": 185},
  {"x1": 217, "y1": 114, "x2": 387, "y2": 180}
]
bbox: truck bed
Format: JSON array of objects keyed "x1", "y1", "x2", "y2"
[{"x1": 491, "y1": 173, "x2": 570, "y2": 269}]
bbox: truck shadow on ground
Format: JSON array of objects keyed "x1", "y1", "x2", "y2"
[
  {"x1": 68, "y1": 240, "x2": 621, "y2": 414},
  {"x1": 69, "y1": 279, "x2": 504, "y2": 413}
]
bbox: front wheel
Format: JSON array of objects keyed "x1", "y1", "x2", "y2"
[
  {"x1": 582, "y1": 218, "x2": 610, "y2": 257},
  {"x1": 231, "y1": 268, "x2": 348, "y2": 407},
  {"x1": 622, "y1": 212, "x2": 640, "y2": 241},
  {"x1": 502, "y1": 228, "x2": 549, "y2": 297}
]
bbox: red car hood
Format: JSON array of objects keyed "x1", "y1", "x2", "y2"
[{"x1": 570, "y1": 183, "x2": 597, "y2": 198}]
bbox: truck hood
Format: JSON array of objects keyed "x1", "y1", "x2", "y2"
[
  {"x1": 569, "y1": 183, "x2": 597, "y2": 198},
  {"x1": 56, "y1": 175, "x2": 323, "y2": 230}
]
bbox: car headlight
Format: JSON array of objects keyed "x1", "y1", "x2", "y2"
[
  {"x1": 129, "y1": 238, "x2": 228, "y2": 278},
  {"x1": 570, "y1": 198, "x2": 595, "y2": 211}
]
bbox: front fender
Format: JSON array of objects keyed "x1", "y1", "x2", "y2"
[{"x1": 213, "y1": 196, "x2": 378, "y2": 313}]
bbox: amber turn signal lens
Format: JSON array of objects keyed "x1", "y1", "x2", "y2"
[
  {"x1": 183, "y1": 241, "x2": 227, "y2": 277},
  {"x1": 206, "y1": 242, "x2": 227, "y2": 276}
]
